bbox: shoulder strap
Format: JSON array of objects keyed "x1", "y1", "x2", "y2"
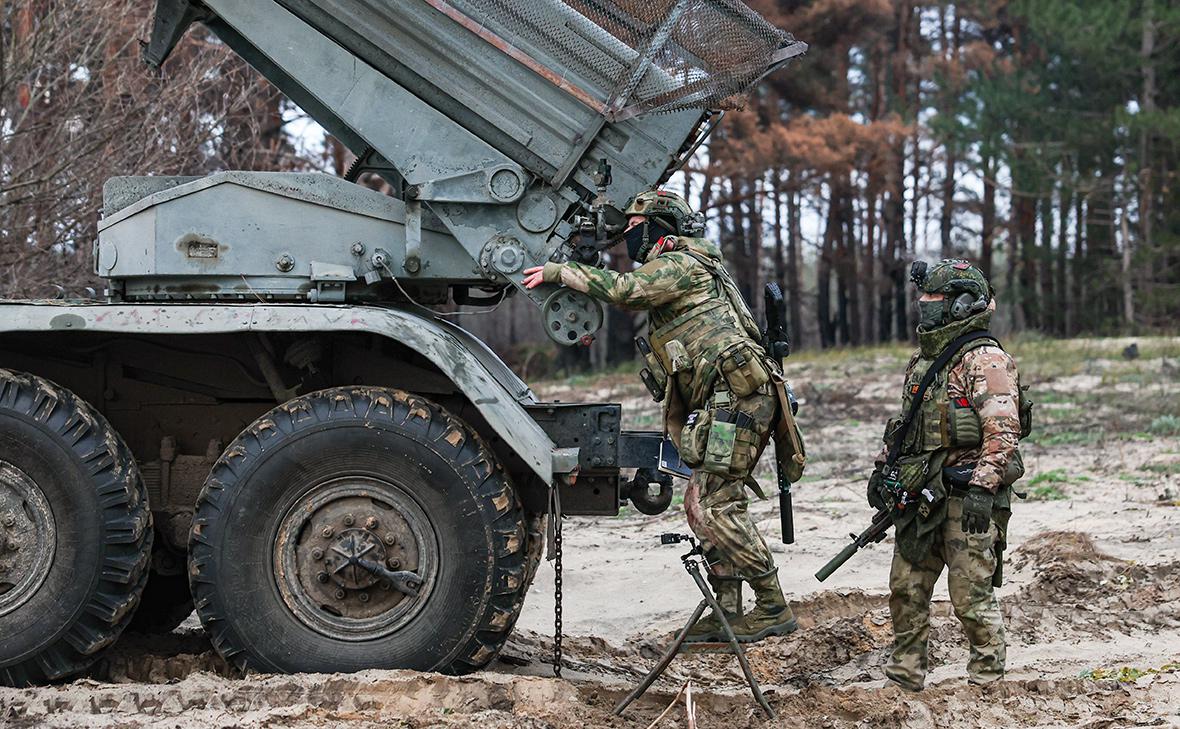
[
  {"x1": 677, "y1": 249, "x2": 763, "y2": 342},
  {"x1": 885, "y1": 330, "x2": 994, "y2": 468}
]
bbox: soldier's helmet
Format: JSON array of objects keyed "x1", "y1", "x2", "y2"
[
  {"x1": 911, "y1": 258, "x2": 993, "y2": 323},
  {"x1": 624, "y1": 189, "x2": 704, "y2": 236}
]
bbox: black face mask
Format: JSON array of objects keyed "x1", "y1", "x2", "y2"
[{"x1": 623, "y1": 223, "x2": 651, "y2": 263}]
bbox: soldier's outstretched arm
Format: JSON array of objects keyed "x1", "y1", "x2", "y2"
[
  {"x1": 964, "y1": 346, "x2": 1021, "y2": 491},
  {"x1": 524, "y1": 256, "x2": 694, "y2": 309}
]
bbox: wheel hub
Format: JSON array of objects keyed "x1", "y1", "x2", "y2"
[
  {"x1": 274, "y1": 479, "x2": 436, "y2": 641},
  {"x1": 0, "y1": 460, "x2": 56, "y2": 618}
]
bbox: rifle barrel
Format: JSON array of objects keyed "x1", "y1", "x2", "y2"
[
  {"x1": 814, "y1": 510, "x2": 892, "y2": 582},
  {"x1": 814, "y1": 542, "x2": 858, "y2": 582},
  {"x1": 780, "y1": 487, "x2": 794, "y2": 545}
]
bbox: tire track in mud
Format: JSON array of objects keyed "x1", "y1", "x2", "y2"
[{"x1": 3, "y1": 530, "x2": 1179, "y2": 728}]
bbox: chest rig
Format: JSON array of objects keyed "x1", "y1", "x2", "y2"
[
  {"x1": 893, "y1": 339, "x2": 993, "y2": 459},
  {"x1": 646, "y1": 239, "x2": 769, "y2": 411}
]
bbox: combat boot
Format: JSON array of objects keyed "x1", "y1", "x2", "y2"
[
  {"x1": 683, "y1": 576, "x2": 743, "y2": 643},
  {"x1": 730, "y1": 569, "x2": 797, "y2": 643}
]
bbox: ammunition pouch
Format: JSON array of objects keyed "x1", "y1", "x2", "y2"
[
  {"x1": 703, "y1": 408, "x2": 759, "y2": 477},
  {"x1": 665, "y1": 339, "x2": 692, "y2": 374},
  {"x1": 717, "y1": 342, "x2": 771, "y2": 398},
  {"x1": 678, "y1": 405, "x2": 760, "y2": 478},
  {"x1": 946, "y1": 398, "x2": 983, "y2": 448},
  {"x1": 680, "y1": 408, "x2": 710, "y2": 468}
]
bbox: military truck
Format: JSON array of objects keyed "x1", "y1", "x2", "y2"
[{"x1": 0, "y1": 0, "x2": 803, "y2": 685}]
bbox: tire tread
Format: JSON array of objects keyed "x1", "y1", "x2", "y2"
[
  {"x1": 189, "y1": 386, "x2": 530, "y2": 675},
  {"x1": 0, "y1": 369, "x2": 151, "y2": 687}
]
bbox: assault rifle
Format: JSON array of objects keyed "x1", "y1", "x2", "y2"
[
  {"x1": 814, "y1": 507, "x2": 892, "y2": 582},
  {"x1": 815, "y1": 328, "x2": 995, "y2": 582},
  {"x1": 763, "y1": 282, "x2": 794, "y2": 544}
]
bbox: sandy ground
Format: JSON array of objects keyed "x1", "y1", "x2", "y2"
[{"x1": 2, "y1": 336, "x2": 1179, "y2": 727}]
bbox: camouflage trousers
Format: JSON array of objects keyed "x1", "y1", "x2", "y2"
[
  {"x1": 886, "y1": 496, "x2": 1006, "y2": 690},
  {"x1": 684, "y1": 389, "x2": 777, "y2": 580}
]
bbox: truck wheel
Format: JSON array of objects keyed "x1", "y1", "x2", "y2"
[
  {"x1": 0, "y1": 370, "x2": 151, "y2": 687},
  {"x1": 189, "y1": 386, "x2": 530, "y2": 675}
]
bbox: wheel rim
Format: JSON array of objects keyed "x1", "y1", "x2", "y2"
[
  {"x1": 0, "y1": 460, "x2": 57, "y2": 618},
  {"x1": 273, "y1": 477, "x2": 438, "y2": 641}
]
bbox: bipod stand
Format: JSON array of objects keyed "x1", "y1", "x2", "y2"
[{"x1": 612, "y1": 534, "x2": 776, "y2": 720}]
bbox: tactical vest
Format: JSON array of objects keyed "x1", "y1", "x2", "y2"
[
  {"x1": 647, "y1": 239, "x2": 769, "y2": 410},
  {"x1": 888, "y1": 336, "x2": 1029, "y2": 563}
]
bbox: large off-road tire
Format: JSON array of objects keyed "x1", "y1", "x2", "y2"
[
  {"x1": 189, "y1": 386, "x2": 530, "y2": 675},
  {"x1": 0, "y1": 370, "x2": 151, "y2": 687}
]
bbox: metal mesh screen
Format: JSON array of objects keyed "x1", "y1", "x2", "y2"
[{"x1": 444, "y1": 0, "x2": 798, "y2": 117}]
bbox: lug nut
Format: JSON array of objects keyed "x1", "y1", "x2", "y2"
[
  {"x1": 383, "y1": 534, "x2": 396, "y2": 545},
  {"x1": 321, "y1": 526, "x2": 334, "y2": 538},
  {"x1": 379, "y1": 581, "x2": 391, "y2": 591},
  {"x1": 365, "y1": 517, "x2": 379, "y2": 530},
  {"x1": 343, "y1": 514, "x2": 355, "y2": 526},
  {"x1": 334, "y1": 588, "x2": 346, "y2": 600},
  {"x1": 358, "y1": 592, "x2": 370, "y2": 603},
  {"x1": 311, "y1": 548, "x2": 324, "y2": 560},
  {"x1": 387, "y1": 558, "x2": 400, "y2": 570},
  {"x1": 6, "y1": 540, "x2": 17, "y2": 552},
  {"x1": 316, "y1": 571, "x2": 329, "y2": 583}
]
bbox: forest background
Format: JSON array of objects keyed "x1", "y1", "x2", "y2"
[{"x1": 2, "y1": 0, "x2": 1178, "y2": 374}]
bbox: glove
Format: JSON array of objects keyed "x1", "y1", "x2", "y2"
[
  {"x1": 867, "y1": 468, "x2": 886, "y2": 510},
  {"x1": 961, "y1": 486, "x2": 994, "y2": 534}
]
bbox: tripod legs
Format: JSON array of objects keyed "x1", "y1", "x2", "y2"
[
  {"x1": 612, "y1": 600, "x2": 706, "y2": 716},
  {"x1": 613, "y1": 559, "x2": 776, "y2": 720}
]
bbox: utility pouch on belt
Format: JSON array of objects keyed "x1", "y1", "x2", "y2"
[
  {"x1": 702, "y1": 408, "x2": 759, "y2": 477},
  {"x1": 679, "y1": 409, "x2": 710, "y2": 468},
  {"x1": 894, "y1": 454, "x2": 933, "y2": 499},
  {"x1": 718, "y1": 342, "x2": 770, "y2": 397}
]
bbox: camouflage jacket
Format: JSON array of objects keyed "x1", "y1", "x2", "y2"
[
  {"x1": 876, "y1": 339, "x2": 1021, "y2": 493},
  {"x1": 542, "y1": 236, "x2": 764, "y2": 416}
]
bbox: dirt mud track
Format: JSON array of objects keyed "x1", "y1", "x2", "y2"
[{"x1": 2, "y1": 337, "x2": 1179, "y2": 727}]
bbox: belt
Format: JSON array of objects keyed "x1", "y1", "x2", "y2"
[{"x1": 710, "y1": 381, "x2": 771, "y2": 408}]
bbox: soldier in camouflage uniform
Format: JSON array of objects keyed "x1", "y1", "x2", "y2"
[
  {"x1": 868, "y1": 259, "x2": 1025, "y2": 690},
  {"x1": 523, "y1": 190, "x2": 800, "y2": 643}
]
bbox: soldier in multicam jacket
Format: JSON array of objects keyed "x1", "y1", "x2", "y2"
[
  {"x1": 523, "y1": 189, "x2": 798, "y2": 644},
  {"x1": 868, "y1": 259, "x2": 1024, "y2": 691}
]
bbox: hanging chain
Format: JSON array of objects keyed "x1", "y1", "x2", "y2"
[{"x1": 552, "y1": 498, "x2": 564, "y2": 679}]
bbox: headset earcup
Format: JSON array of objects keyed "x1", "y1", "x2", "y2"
[{"x1": 950, "y1": 292, "x2": 977, "y2": 320}]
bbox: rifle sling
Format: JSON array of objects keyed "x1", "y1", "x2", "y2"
[{"x1": 884, "y1": 330, "x2": 995, "y2": 469}]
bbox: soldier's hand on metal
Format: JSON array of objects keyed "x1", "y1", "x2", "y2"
[
  {"x1": 961, "y1": 486, "x2": 994, "y2": 534},
  {"x1": 867, "y1": 468, "x2": 887, "y2": 510},
  {"x1": 522, "y1": 266, "x2": 547, "y2": 289}
]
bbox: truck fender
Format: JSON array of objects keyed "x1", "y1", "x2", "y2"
[{"x1": 0, "y1": 302, "x2": 569, "y2": 482}]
